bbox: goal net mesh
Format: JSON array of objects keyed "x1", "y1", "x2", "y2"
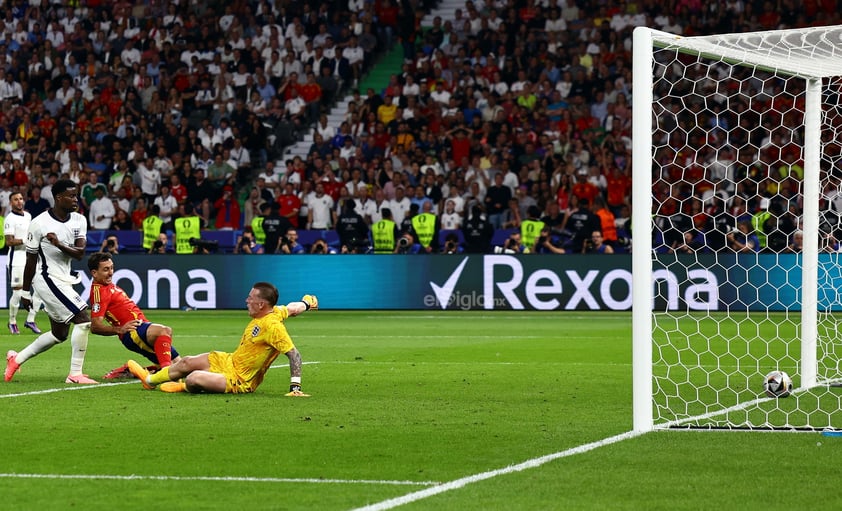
[{"x1": 644, "y1": 27, "x2": 842, "y2": 430}]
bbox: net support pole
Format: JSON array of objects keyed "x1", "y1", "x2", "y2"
[
  {"x1": 632, "y1": 27, "x2": 654, "y2": 432},
  {"x1": 801, "y1": 77, "x2": 820, "y2": 389}
]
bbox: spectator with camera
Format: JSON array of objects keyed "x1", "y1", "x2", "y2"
[
  {"x1": 394, "y1": 230, "x2": 422, "y2": 254},
  {"x1": 313, "y1": 239, "x2": 339, "y2": 254},
  {"x1": 534, "y1": 227, "x2": 567, "y2": 254},
  {"x1": 148, "y1": 233, "x2": 171, "y2": 255},
  {"x1": 441, "y1": 232, "x2": 463, "y2": 254},
  {"x1": 99, "y1": 236, "x2": 121, "y2": 255},
  {"x1": 235, "y1": 228, "x2": 263, "y2": 254},
  {"x1": 279, "y1": 227, "x2": 306, "y2": 255},
  {"x1": 584, "y1": 230, "x2": 615, "y2": 254},
  {"x1": 494, "y1": 231, "x2": 527, "y2": 254}
]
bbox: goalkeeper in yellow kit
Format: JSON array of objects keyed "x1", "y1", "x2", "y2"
[{"x1": 127, "y1": 282, "x2": 316, "y2": 396}]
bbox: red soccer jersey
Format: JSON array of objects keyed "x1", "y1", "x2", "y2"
[
  {"x1": 277, "y1": 193, "x2": 301, "y2": 227},
  {"x1": 90, "y1": 282, "x2": 147, "y2": 327}
]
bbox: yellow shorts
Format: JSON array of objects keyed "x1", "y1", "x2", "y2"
[{"x1": 207, "y1": 351, "x2": 255, "y2": 394}]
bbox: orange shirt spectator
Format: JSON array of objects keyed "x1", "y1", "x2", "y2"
[{"x1": 572, "y1": 176, "x2": 599, "y2": 205}]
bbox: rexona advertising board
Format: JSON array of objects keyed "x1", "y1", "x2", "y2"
[{"x1": 0, "y1": 253, "x2": 818, "y2": 311}]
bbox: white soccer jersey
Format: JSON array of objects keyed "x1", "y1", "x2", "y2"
[
  {"x1": 308, "y1": 193, "x2": 334, "y2": 229},
  {"x1": 4, "y1": 210, "x2": 30, "y2": 268},
  {"x1": 25, "y1": 210, "x2": 87, "y2": 285}
]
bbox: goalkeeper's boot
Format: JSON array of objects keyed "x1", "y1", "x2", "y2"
[
  {"x1": 126, "y1": 360, "x2": 154, "y2": 389},
  {"x1": 159, "y1": 380, "x2": 187, "y2": 393}
]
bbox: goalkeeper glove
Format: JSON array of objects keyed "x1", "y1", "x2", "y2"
[
  {"x1": 301, "y1": 295, "x2": 318, "y2": 311},
  {"x1": 285, "y1": 383, "x2": 310, "y2": 397}
]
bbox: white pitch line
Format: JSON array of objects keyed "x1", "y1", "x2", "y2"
[
  {"x1": 0, "y1": 381, "x2": 135, "y2": 398},
  {"x1": 0, "y1": 473, "x2": 439, "y2": 486},
  {"x1": 350, "y1": 430, "x2": 645, "y2": 511},
  {"x1": 1, "y1": 363, "x2": 321, "y2": 398}
]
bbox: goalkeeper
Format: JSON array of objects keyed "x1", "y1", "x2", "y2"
[{"x1": 127, "y1": 282, "x2": 316, "y2": 396}]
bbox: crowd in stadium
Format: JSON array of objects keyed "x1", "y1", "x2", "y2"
[{"x1": 0, "y1": 0, "x2": 838, "y2": 255}]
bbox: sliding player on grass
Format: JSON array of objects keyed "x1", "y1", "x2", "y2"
[
  {"x1": 87, "y1": 252, "x2": 180, "y2": 378},
  {"x1": 128, "y1": 282, "x2": 315, "y2": 396}
]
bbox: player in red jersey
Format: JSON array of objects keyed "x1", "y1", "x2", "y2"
[{"x1": 87, "y1": 252, "x2": 180, "y2": 379}]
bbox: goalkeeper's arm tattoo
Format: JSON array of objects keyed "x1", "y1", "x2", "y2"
[{"x1": 286, "y1": 348, "x2": 303, "y2": 378}]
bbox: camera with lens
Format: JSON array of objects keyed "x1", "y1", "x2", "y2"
[
  {"x1": 106, "y1": 238, "x2": 116, "y2": 247},
  {"x1": 398, "y1": 237, "x2": 410, "y2": 248},
  {"x1": 152, "y1": 239, "x2": 164, "y2": 250},
  {"x1": 189, "y1": 237, "x2": 220, "y2": 253}
]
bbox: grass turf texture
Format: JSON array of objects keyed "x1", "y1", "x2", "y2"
[{"x1": 0, "y1": 310, "x2": 840, "y2": 510}]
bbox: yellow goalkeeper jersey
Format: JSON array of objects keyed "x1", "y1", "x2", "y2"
[{"x1": 230, "y1": 305, "x2": 296, "y2": 388}]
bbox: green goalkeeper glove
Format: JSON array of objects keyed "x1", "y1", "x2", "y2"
[{"x1": 301, "y1": 295, "x2": 319, "y2": 311}]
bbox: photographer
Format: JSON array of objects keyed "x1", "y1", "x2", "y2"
[
  {"x1": 441, "y1": 232, "x2": 463, "y2": 254},
  {"x1": 493, "y1": 231, "x2": 527, "y2": 254},
  {"x1": 148, "y1": 232, "x2": 170, "y2": 254},
  {"x1": 533, "y1": 227, "x2": 566, "y2": 254},
  {"x1": 312, "y1": 239, "x2": 339, "y2": 254},
  {"x1": 279, "y1": 227, "x2": 305, "y2": 254},
  {"x1": 583, "y1": 229, "x2": 614, "y2": 254},
  {"x1": 394, "y1": 231, "x2": 422, "y2": 254},
  {"x1": 99, "y1": 235, "x2": 120, "y2": 255},
  {"x1": 235, "y1": 228, "x2": 263, "y2": 254}
]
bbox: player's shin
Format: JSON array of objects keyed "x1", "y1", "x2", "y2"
[
  {"x1": 16, "y1": 331, "x2": 61, "y2": 363},
  {"x1": 153, "y1": 335, "x2": 173, "y2": 367},
  {"x1": 69, "y1": 322, "x2": 91, "y2": 376},
  {"x1": 9, "y1": 289, "x2": 21, "y2": 321},
  {"x1": 26, "y1": 294, "x2": 43, "y2": 323}
]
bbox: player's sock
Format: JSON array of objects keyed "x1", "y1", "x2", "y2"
[
  {"x1": 9, "y1": 289, "x2": 21, "y2": 323},
  {"x1": 68, "y1": 322, "x2": 91, "y2": 376},
  {"x1": 16, "y1": 331, "x2": 61, "y2": 364},
  {"x1": 153, "y1": 335, "x2": 173, "y2": 367},
  {"x1": 149, "y1": 366, "x2": 171, "y2": 386},
  {"x1": 26, "y1": 294, "x2": 43, "y2": 323}
]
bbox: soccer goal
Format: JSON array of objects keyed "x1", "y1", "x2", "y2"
[{"x1": 632, "y1": 25, "x2": 842, "y2": 431}]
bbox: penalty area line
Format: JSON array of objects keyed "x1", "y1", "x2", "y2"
[
  {"x1": 350, "y1": 430, "x2": 645, "y2": 511},
  {"x1": 0, "y1": 473, "x2": 439, "y2": 486}
]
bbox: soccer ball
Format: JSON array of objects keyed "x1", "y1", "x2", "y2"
[{"x1": 763, "y1": 370, "x2": 793, "y2": 398}]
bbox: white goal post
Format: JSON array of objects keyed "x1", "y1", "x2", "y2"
[{"x1": 632, "y1": 25, "x2": 842, "y2": 432}]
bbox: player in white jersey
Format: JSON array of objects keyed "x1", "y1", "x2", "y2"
[
  {"x1": 4, "y1": 191, "x2": 44, "y2": 334},
  {"x1": 5, "y1": 179, "x2": 95, "y2": 384}
]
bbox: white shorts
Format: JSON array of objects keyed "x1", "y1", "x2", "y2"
[
  {"x1": 8, "y1": 265, "x2": 24, "y2": 288},
  {"x1": 32, "y1": 276, "x2": 88, "y2": 324}
]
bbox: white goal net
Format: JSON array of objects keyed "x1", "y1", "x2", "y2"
[{"x1": 632, "y1": 25, "x2": 842, "y2": 431}]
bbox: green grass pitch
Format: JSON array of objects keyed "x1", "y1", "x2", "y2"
[{"x1": 1, "y1": 310, "x2": 841, "y2": 510}]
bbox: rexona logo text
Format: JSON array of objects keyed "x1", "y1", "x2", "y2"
[
  {"x1": 78, "y1": 268, "x2": 217, "y2": 309},
  {"x1": 427, "y1": 256, "x2": 720, "y2": 311}
]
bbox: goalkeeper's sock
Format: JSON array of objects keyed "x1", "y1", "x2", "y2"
[
  {"x1": 153, "y1": 335, "x2": 173, "y2": 367},
  {"x1": 148, "y1": 366, "x2": 171, "y2": 386}
]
